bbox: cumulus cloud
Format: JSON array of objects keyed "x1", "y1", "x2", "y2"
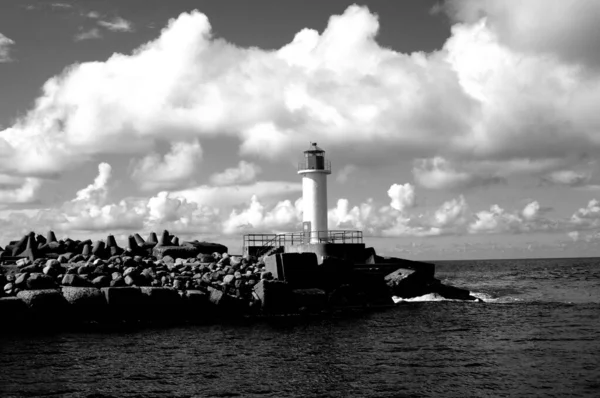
[
  {"x1": 74, "y1": 162, "x2": 111, "y2": 203},
  {"x1": 209, "y1": 161, "x2": 261, "y2": 186},
  {"x1": 74, "y1": 28, "x2": 102, "y2": 41},
  {"x1": 131, "y1": 140, "x2": 202, "y2": 191},
  {"x1": 0, "y1": 177, "x2": 42, "y2": 204},
  {"x1": 440, "y1": 0, "x2": 600, "y2": 69},
  {"x1": 172, "y1": 181, "x2": 302, "y2": 209},
  {"x1": 6, "y1": 5, "x2": 600, "y2": 179},
  {"x1": 387, "y1": 183, "x2": 415, "y2": 211},
  {"x1": 0, "y1": 33, "x2": 15, "y2": 62},
  {"x1": 432, "y1": 195, "x2": 468, "y2": 228},
  {"x1": 469, "y1": 200, "x2": 555, "y2": 234},
  {"x1": 98, "y1": 17, "x2": 134, "y2": 32},
  {"x1": 222, "y1": 195, "x2": 301, "y2": 234},
  {"x1": 413, "y1": 157, "x2": 503, "y2": 190}
]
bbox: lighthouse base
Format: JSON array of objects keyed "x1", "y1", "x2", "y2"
[{"x1": 283, "y1": 243, "x2": 366, "y2": 264}]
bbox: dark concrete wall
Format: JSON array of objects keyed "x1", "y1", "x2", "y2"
[{"x1": 284, "y1": 243, "x2": 366, "y2": 264}]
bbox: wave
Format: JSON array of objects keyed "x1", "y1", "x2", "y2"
[{"x1": 392, "y1": 292, "x2": 524, "y2": 303}]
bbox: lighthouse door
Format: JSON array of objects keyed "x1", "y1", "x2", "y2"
[{"x1": 303, "y1": 221, "x2": 311, "y2": 243}]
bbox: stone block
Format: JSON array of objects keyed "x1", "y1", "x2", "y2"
[
  {"x1": 0, "y1": 296, "x2": 30, "y2": 325},
  {"x1": 265, "y1": 253, "x2": 319, "y2": 288},
  {"x1": 101, "y1": 287, "x2": 143, "y2": 320},
  {"x1": 16, "y1": 289, "x2": 70, "y2": 321},
  {"x1": 207, "y1": 286, "x2": 245, "y2": 315},
  {"x1": 292, "y1": 288, "x2": 327, "y2": 312},
  {"x1": 380, "y1": 256, "x2": 435, "y2": 279},
  {"x1": 253, "y1": 279, "x2": 293, "y2": 313},
  {"x1": 61, "y1": 287, "x2": 107, "y2": 320},
  {"x1": 140, "y1": 286, "x2": 182, "y2": 320}
]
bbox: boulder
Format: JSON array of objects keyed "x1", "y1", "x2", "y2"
[
  {"x1": 14, "y1": 232, "x2": 38, "y2": 261},
  {"x1": 153, "y1": 246, "x2": 199, "y2": 260},
  {"x1": 10, "y1": 234, "x2": 29, "y2": 257},
  {"x1": 46, "y1": 230, "x2": 58, "y2": 243},
  {"x1": 16, "y1": 258, "x2": 31, "y2": 269},
  {"x1": 155, "y1": 230, "x2": 172, "y2": 248},
  {"x1": 384, "y1": 268, "x2": 431, "y2": 298},
  {"x1": 145, "y1": 232, "x2": 158, "y2": 248},
  {"x1": 181, "y1": 241, "x2": 228, "y2": 255},
  {"x1": 81, "y1": 243, "x2": 91, "y2": 258},
  {"x1": 26, "y1": 273, "x2": 57, "y2": 290},
  {"x1": 14, "y1": 273, "x2": 29, "y2": 288},
  {"x1": 61, "y1": 274, "x2": 91, "y2": 287},
  {"x1": 4, "y1": 282, "x2": 15, "y2": 296},
  {"x1": 133, "y1": 233, "x2": 145, "y2": 247},
  {"x1": 91, "y1": 275, "x2": 111, "y2": 287},
  {"x1": 91, "y1": 240, "x2": 106, "y2": 258},
  {"x1": 430, "y1": 281, "x2": 477, "y2": 301},
  {"x1": 207, "y1": 286, "x2": 245, "y2": 314}
]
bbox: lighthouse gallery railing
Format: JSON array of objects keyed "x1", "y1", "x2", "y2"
[{"x1": 243, "y1": 230, "x2": 363, "y2": 257}]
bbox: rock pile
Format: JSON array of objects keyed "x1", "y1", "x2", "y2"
[{"x1": 0, "y1": 230, "x2": 480, "y2": 330}]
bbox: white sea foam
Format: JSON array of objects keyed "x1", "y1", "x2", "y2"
[{"x1": 392, "y1": 293, "x2": 473, "y2": 303}]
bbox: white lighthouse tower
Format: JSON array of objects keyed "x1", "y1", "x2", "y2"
[{"x1": 298, "y1": 143, "x2": 331, "y2": 243}]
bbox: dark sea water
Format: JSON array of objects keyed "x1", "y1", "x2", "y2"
[{"x1": 1, "y1": 257, "x2": 599, "y2": 398}]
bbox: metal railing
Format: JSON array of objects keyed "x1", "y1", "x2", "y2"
[
  {"x1": 243, "y1": 230, "x2": 363, "y2": 256},
  {"x1": 297, "y1": 159, "x2": 331, "y2": 172}
]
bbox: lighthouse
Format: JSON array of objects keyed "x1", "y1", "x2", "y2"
[{"x1": 298, "y1": 143, "x2": 331, "y2": 243}]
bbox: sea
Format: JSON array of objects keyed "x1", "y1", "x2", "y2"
[{"x1": 1, "y1": 257, "x2": 599, "y2": 398}]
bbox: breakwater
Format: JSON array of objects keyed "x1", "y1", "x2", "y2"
[{"x1": 1, "y1": 230, "x2": 479, "y2": 330}]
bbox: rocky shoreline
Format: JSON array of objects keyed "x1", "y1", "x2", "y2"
[{"x1": 1, "y1": 230, "x2": 479, "y2": 331}]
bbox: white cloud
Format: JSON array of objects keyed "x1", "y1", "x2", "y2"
[
  {"x1": 413, "y1": 157, "x2": 503, "y2": 190},
  {"x1": 522, "y1": 201, "x2": 540, "y2": 220},
  {"x1": 441, "y1": 0, "x2": 600, "y2": 68},
  {"x1": 0, "y1": 177, "x2": 42, "y2": 204},
  {"x1": 0, "y1": 33, "x2": 15, "y2": 62},
  {"x1": 86, "y1": 11, "x2": 100, "y2": 19},
  {"x1": 328, "y1": 198, "x2": 373, "y2": 230},
  {"x1": 74, "y1": 162, "x2": 111, "y2": 203},
  {"x1": 98, "y1": 17, "x2": 134, "y2": 32},
  {"x1": 387, "y1": 183, "x2": 415, "y2": 211},
  {"x1": 209, "y1": 161, "x2": 261, "y2": 186},
  {"x1": 172, "y1": 181, "x2": 302, "y2": 209},
  {"x1": 432, "y1": 195, "x2": 468, "y2": 228},
  {"x1": 568, "y1": 231, "x2": 580, "y2": 241},
  {"x1": 3, "y1": 5, "x2": 600, "y2": 179},
  {"x1": 222, "y1": 195, "x2": 301, "y2": 234},
  {"x1": 74, "y1": 28, "x2": 102, "y2": 41},
  {"x1": 51, "y1": 3, "x2": 72, "y2": 9},
  {"x1": 131, "y1": 140, "x2": 202, "y2": 191},
  {"x1": 542, "y1": 170, "x2": 590, "y2": 186}
]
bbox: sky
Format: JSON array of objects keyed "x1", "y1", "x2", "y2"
[{"x1": 1, "y1": 0, "x2": 600, "y2": 260}]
